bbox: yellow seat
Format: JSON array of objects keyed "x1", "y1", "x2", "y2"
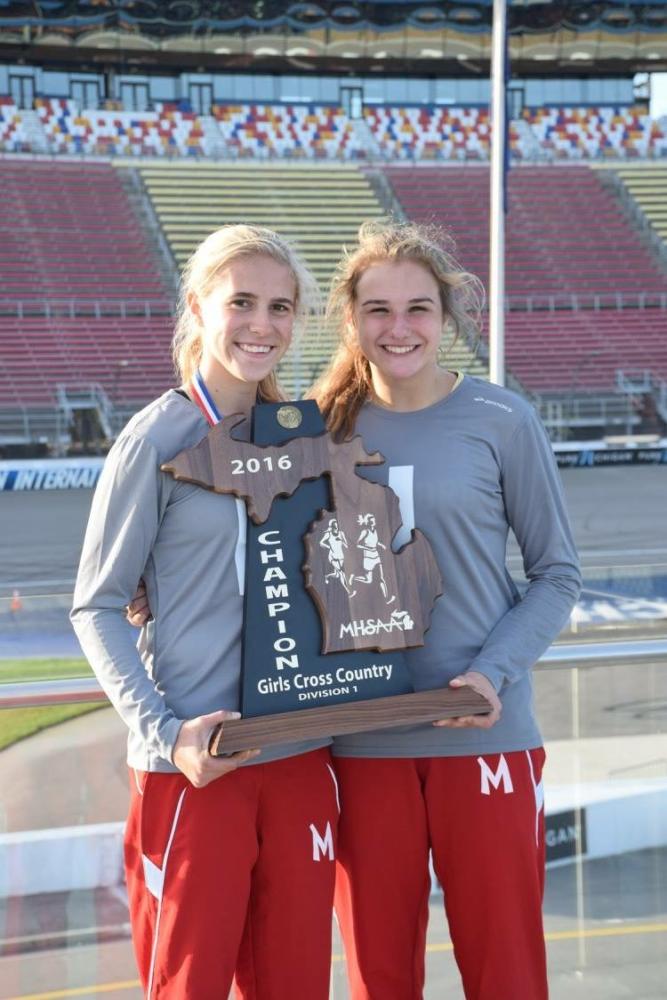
[{"x1": 125, "y1": 161, "x2": 488, "y2": 387}]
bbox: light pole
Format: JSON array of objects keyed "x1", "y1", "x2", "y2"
[{"x1": 489, "y1": 0, "x2": 507, "y2": 386}]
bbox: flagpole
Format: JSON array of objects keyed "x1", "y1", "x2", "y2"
[{"x1": 489, "y1": 0, "x2": 507, "y2": 386}]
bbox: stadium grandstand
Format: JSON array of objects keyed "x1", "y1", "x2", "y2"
[
  {"x1": 0, "y1": 0, "x2": 666, "y2": 454},
  {"x1": 1, "y1": 5, "x2": 667, "y2": 999}
]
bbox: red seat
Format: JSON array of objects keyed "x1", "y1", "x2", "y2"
[{"x1": 0, "y1": 161, "x2": 174, "y2": 410}]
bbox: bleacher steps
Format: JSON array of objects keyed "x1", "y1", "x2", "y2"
[
  {"x1": 513, "y1": 117, "x2": 541, "y2": 160},
  {"x1": 134, "y1": 162, "x2": 492, "y2": 395},
  {"x1": 349, "y1": 116, "x2": 382, "y2": 159},
  {"x1": 18, "y1": 110, "x2": 48, "y2": 154},
  {"x1": 200, "y1": 115, "x2": 227, "y2": 158},
  {"x1": 364, "y1": 168, "x2": 407, "y2": 221},
  {"x1": 617, "y1": 369, "x2": 667, "y2": 426},
  {"x1": 613, "y1": 169, "x2": 667, "y2": 247},
  {"x1": 138, "y1": 163, "x2": 382, "y2": 283},
  {"x1": 136, "y1": 162, "x2": 391, "y2": 397},
  {"x1": 116, "y1": 166, "x2": 180, "y2": 294},
  {"x1": 598, "y1": 167, "x2": 667, "y2": 274},
  {"x1": 56, "y1": 383, "x2": 114, "y2": 444}
]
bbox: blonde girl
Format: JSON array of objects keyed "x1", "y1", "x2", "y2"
[{"x1": 72, "y1": 225, "x2": 338, "y2": 1000}]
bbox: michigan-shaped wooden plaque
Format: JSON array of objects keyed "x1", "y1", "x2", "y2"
[{"x1": 161, "y1": 400, "x2": 490, "y2": 753}]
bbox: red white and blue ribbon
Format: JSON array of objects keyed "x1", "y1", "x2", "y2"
[
  {"x1": 189, "y1": 369, "x2": 221, "y2": 426},
  {"x1": 188, "y1": 368, "x2": 246, "y2": 595}
]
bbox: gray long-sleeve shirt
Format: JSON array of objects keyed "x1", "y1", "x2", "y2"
[
  {"x1": 332, "y1": 374, "x2": 582, "y2": 757},
  {"x1": 71, "y1": 389, "x2": 328, "y2": 772}
]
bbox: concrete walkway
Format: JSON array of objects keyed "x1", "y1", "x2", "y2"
[{"x1": 0, "y1": 709, "x2": 128, "y2": 834}]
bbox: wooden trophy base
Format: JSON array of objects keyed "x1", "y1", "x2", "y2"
[{"x1": 209, "y1": 687, "x2": 491, "y2": 756}]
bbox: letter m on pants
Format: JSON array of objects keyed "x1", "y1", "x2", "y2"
[
  {"x1": 477, "y1": 754, "x2": 514, "y2": 796},
  {"x1": 309, "y1": 822, "x2": 334, "y2": 861}
]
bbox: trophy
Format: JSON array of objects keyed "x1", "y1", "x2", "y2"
[{"x1": 162, "y1": 400, "x2": 490, "y2": 753}]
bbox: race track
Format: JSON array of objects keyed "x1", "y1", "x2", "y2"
[{"x1": 1, "y1": 464, "x2": 666, "y2": 598}]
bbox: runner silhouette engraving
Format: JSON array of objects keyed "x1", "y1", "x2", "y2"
[
  {"x1": 320, "y1": 519, "x2": 356, "y2": 597},
  {"x1": 162, "y1": 417, "x2": 442, "y2": 654},
  {"x1": 354, "y1": 514, "x2": 396, "y2": 605}
]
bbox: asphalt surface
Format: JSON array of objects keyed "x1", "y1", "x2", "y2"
[
  {"x1": 2, "y1": 464, "x2": 666, "y2": 657},
  {"x1": 1, "y1": 465, "x2": 666, "y2": 600}
]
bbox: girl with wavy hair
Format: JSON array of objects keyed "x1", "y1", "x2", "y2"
[{"x1": 312, "y1": 219, "x2": 581, "y2": 1000}]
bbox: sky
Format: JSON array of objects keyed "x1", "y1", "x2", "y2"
[{"x1": 650, "y1": 73, "x2": 667, "y2": 118}]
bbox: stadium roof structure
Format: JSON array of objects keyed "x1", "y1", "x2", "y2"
[{"x1": 0, "y1": 1, "x2": 666, "y2": 75}]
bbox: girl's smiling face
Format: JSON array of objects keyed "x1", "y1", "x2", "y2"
[
  {"x1": 351, "y1": 259, "x2": 444, "y2": 390},
  {"x1": 192, "y1": 253, "x2": 296, "y2": 388}
]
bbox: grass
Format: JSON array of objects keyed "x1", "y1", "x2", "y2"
[
  {"x1": 0, "y1": 657, "x2": 92, "y2": 683},
  {"x1": 0, "y1": 657, "x2": 104, "y2": 752}
]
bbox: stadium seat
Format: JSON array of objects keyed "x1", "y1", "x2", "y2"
[
  {"x1": 138, "y1": 162, "x2": 384, "y2": 392},
  {"x1": 137, "y1": 161, "x2": 487, "y2": 391},
  {"x1": 359, "y1": 104, "x2": 665, "y2": 164},
  {"x1": 383, "y1": 164, "x2": 667, "y2": 298},
  {"x1": 24, "y1": 97, "x2": 667, "y2": 164},
  {"x1": 364, "y1": 105, "x2": 507, "y2": 161},
  {"x1": 496, "y1": 309, "x2": 667, "y2": 394},
  {"x1": 0, "y1": 315, "x2": 174, "y2": 407},
  {"x1": 523, "y1": 105, "x2": 667, "y2": 160},
  {"x1": 211, "y1": 103, "x2": 361, "y2": 159},
  {"x1": 0, "y1": 160, "x2": 167, "y2": 300},
  {"x1": 612, "y1": 165, "x2": 667, "y2": 242},
  {"x1": 382, "y1": 162, "x2": 667, "y2": 395},
  {"x1": 0, "y1": 95, "x2": 31, "y2": 152},
  {"x1": 0, "y1": 160, "x2": 174, "y2": 410},
  {"x1": 35, "y1": 97, "x2": 209, "y2": 157}
]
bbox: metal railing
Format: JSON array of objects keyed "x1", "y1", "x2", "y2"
[
  {"x1": 0, "y1": 406, "x2": 68, "y2": 445},
  {"x1": 2, "y1": 638, "x2": 666, "y2": 711},
  {"x1": 3, "y1": 135, "x2": 667, "y2": 166},
  {"x1": 0, "y1": 298, "x2": 173, "y2": 319},
  {"x1": 538, "y1": 401, "x2": 640, "y2": 437},
  {"x1": 1, "y1": 293, "x2": 665, "y2": 320},
  {"x1": 504, "y1": 292, "x2": 667, "y2": 312}
]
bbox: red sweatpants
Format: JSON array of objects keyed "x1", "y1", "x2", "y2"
[
  {"x1": 334, "y1": 749, "x2": 547, "y2": 1000},
  {"x1": 124, "y1": 747, "x2": 339, "y2": 999}
]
